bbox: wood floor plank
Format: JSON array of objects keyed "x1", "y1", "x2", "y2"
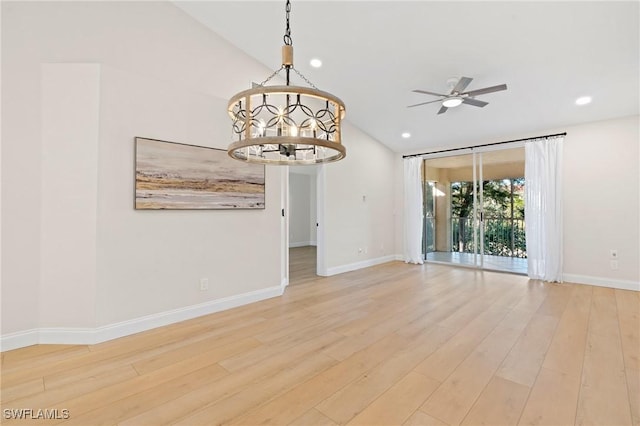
[
  {"x1": 289, "y1": 408, "x2": 338, "y2": 426},
  {"x1": 420, "y1": 290, "x2": 544, "y2": 425},
  {"x1": 346, "y1": 372, "x2": 440, "y2": 426},
  {"x1": 575, "y1": 287, "x2": 633, "y2": 425},
  {"x1": 460, "y1": 376, "x2": 529, "y2": 425},
  {"x1": 0, "y1": 378, "x2": 44, "y2": 404},
  {"x1": 413, "y1": 297, "x2": 516, "y2": 382},
  {"x1": 404, "y1": 411, "x2": 448, "y2": 426},
  {"x1": 300, "y1": 290, "x2": 374, "y2": 318},
  {"x1": 61, "y1": 364, "x2": 229, "y2": 426},
  {"x1": 316, "y1": 326, "x2": 453, "y2": 424},
  {"x1": 320, "y1": 296, "x2": 434, "y2": 361},
  {"x1": 542, "y1": 284, "x2": 592, "y2": 377},
  {"x1": 4, "y1": 339, "x2": 248, "y2": 424},
  {"x1": 616, "y1": 289, "x2": 640, "y2": 426},
  {"x1": 42, "y1": 324, "x2": 263, "y2": 390},
  {"x1": 174, "y1": 353, "x2": 337, "y2": 425},
  {"x1": 1, "y1": 315, "x2": 267, "y2": 388},
  {"x1": 0, "y1": 346, "x2": 92, "y2": 385},
  {"x1": 397, "y1": 274, "x2": 504, "y2": 339},
  {"x1": 0, "y1": 365, "x2": 139, "y2": 425},
  {"x1": 1, "y1": 263, "x2": 635, "y2": 426},
  {"x1": 120, "y1": 331, "x2": 345, "y2": 426},
  {"x1": 289, "y1": 246, "x2": 320, "y2": 286},
  {"x1": 220, "y1": 310, "x2": 365, "y2": 373},
  {"x1": 496, "y1": 313, "x2": 558, "y2": 387},
  {"x1": 534, "y1": 282, "x2": 574, "y2": 318},
  {"x1": 627, "y1": 368, "x2": 640, "y2": 426},
  {"x1": 1, "y1": 345, "x2": 87, "y2": 370},
  {"x1": 518, "y1": 367, "x2": 581, "y2": 425},
  {"x1": 227, "y1": 332, "x2": 412, "y2": 426},
  {"x1": 331, "y1": 276, "x2": 438, "y2": 338},
  {"x1": 131, "y1": 336, "x2": 261, "y2": 376},
  {"x1": 255, "y1": 301, "x2": 368, "y2": 343}
]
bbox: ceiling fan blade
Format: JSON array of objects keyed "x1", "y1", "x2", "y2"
[
  {"x1": 407, "y1": 99, "x2": 444, "y2": 108},
  {"x1": 412, "y1": 89, "x2": 448, "y2": 97},
  {"x1": 437, "y1": 105, "x2": 448, "y2": 115},
  {"x1": 452, "y1": 77, "x2": 473, "y2": 94},
  {"x1": 462, "y1": 98, "x2": 489, "y2": 108},
  {"x1": 464, "y1": 84, "x2": 507, "y2": 97}
]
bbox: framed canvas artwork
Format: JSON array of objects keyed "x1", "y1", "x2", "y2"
[{"x1": 135, "y1": 137, "x2": 265, "y2": 210}]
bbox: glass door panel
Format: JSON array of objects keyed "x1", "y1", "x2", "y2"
[
  {"x1": 424, "y1": 153, "x2": 480, "y2": 267},
  {"x1": 423, "y1": 148, "x2": 527, "y2": 274},
  {"x1": 424, "y1": 181, "x2": 436, "y2": 255},
  {"x1": 477, "y1": 148, "x2": 527, "y2": 274}
]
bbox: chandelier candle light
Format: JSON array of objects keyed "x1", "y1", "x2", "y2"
[{"x1": 227, "y1": 0, "x2": 346, "y2": 165}]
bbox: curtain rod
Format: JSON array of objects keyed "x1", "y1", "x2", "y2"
[{"x1": 402, "y1": 132, "x2": 567, "y2": 159}]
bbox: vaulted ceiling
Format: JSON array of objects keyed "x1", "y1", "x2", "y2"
[{"x1": 175, "y1": 1, "x2": 639, "y2": 154}]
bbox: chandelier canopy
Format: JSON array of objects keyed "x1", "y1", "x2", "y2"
[{"x1": 227, "y1": 0, "x2": 346, "y2": 165}]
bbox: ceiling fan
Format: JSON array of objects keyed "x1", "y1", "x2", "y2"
[{"x1": 408, "y1": 77, "x2": 507, "y2": 115}]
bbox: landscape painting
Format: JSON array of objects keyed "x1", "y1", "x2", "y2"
[{"x1": 135, "y1": 137, "x2": 265, "y2": 210}]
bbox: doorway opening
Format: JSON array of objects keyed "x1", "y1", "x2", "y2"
[
  {"x1": 423, "y1": 147, "x2": 527, "y2": 275},
  {"x1": 288, "y1": 167, "x2": 319, "y2": 285}
]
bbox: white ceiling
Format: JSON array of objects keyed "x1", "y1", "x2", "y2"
[{"x1": 175, "y1": 1, "x2": 639, "y2": 154}]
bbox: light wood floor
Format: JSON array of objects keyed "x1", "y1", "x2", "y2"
[
  {"x1": 1, "y1": 262, "x2": 638, "y2": 425},
  {"x1": 289, "y1": 246, "x2": 319, "y2": 286}
]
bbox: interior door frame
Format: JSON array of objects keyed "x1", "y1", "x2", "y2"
[{"x1": 283, "y1": 165, "x2": 326, "y2": 289}]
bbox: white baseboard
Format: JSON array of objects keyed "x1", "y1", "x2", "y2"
[
  {"x1": 563, "y1": 274, "x2": 639, "y2": 292},
  {"x1": 0, "y1": 285, "x2": 284, "y2": 352},
  {"x1": 323, "y1": 255, "x2": 398, "y2": 276},
  {"x1": 289, "y1": 241, "x2": 316, "y2": 248},
  {"x1": 0, "y1": 330, "x2": 40, "y2": 352}
]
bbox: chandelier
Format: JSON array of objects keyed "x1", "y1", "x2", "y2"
[{"x1": 227, "y1": 0, "x2": 346, "y2": 165}]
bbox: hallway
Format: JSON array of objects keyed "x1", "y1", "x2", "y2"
[{"x1": 289, "y1": 246, "x2": 320, "y2": 286}]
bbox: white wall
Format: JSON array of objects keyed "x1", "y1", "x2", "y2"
[
  {"x1": 12, "y1": 0, "x2": 626, "y2": 351},
  {"x1": 395, "y1": 115, "x2": 640, "y2": 290},
  {"x1": 289, "y1": 173, "x2": 312, "y2": 247},
  {"x1": 322, "y1": 123, "x2": 397, "y2": 275},
  {"x1": 94, "y1": 66, "x2": 283, "y2": 327},
  {"x1": 40, "y1": 64, "x2": 100, "y2": 329},
  {"x1": 310, "y1": 173, "x2": 318, "y2": 244},
  {"x1": 1, "y1": 1, "x2": 285, "y2": 345},
  {"x1": 1, "y1": 0, "x2": 401, "y2": 348},
  {"x1": 562, "y1": 115, "x2": 639, "y2": 289}
]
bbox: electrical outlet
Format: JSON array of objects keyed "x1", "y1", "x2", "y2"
[
  {"x1": 610, "y1": 260, "x2": 619, "y2": 270},
  {"x1": 364, "y1": 247, "x2": 368, "y2": 254},
  {"x1": 200, "y1": 278, "x2": 209, "y2": 291},
  {"x1": 609, "y1": 249, "x2": 618, "y2": 259}
]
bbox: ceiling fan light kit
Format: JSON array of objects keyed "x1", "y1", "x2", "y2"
[
  {"x1": 226, "y1": 0, "x2": 346, "y2": 165},
  {"x1": 409, "y1": 76, "x2": 507, "y2": 115},
  {"x1": 442, "y1": 97, "x2": 463, "y2": 108}
]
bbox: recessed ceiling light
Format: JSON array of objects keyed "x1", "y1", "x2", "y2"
[
  {"x1": 310, "y1": 58, "x2": 322, "y2": 68},
  {"x1": 575, "y1": 96, "x2": 592, "y2": 106},
  {"x1": 402, "y1": 132, "x2": 411, "y2": 139}
]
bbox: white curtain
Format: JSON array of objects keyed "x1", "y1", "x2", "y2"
[
  {"x1": 404, "y1": 157, "x2": 424, "y2": 264},
  {"x1": 525, "y1": 136, "x2": 564, "y2": 282}
]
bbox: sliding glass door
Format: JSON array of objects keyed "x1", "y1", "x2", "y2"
[
  {"x1": 423, "y1": 148, "x2": 527, "y2": 274},
  {"x1": 423, "y1": 181, "x2": 436, "y2": 256}
]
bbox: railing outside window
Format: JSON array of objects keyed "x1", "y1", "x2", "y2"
[{"x1": 451, "y1": 217, "x2": 526, "y2": 258}]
